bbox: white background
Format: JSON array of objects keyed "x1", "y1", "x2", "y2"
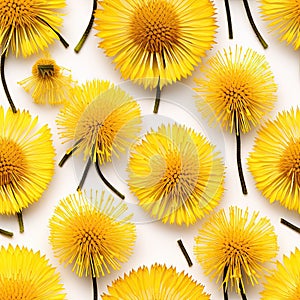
[{"x1": 1, "y1": 0, "x2": 300, "y2": 299}]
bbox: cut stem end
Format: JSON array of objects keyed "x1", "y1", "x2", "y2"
[
  {"x1": 153, "y1": 77, "x2": 161, "y2": 114},
  {"x1": 177, "y1": 239, "x2": 193, "y2": 267},
  {"x1": 17, "y1": 211, "x2": 24, "y2": 233},
  {"x1": 0, "y1": 228, "x2": 13, "y2": 237},
  {"x1": 281, "y1": 218, "x2": 300, "y2": 234}
]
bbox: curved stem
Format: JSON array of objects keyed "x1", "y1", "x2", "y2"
[
  {"x1": 281, "y1": 218, "x2": 300, "y2": 234},
  {"x1": 242, "y1": 0, "x2": 268, "y2": 49},
  {"x1": 36, "y1": 16, "x2": 69, "y2": 48},
  {"x1": 77, "y1": 157, "x2": 92, "y2": 192},
  {"x1": 224, "y1": 0, "x2": 233, "y2": 39},
  {"x1": 239, "y1": 279, "x2": 247, "y2": 300},
  {"x1": 1, "y1": 51, "x2": 17, "y2": 113},
  {"x1": 0, "y1": 228, "x2": 13, "y2": 237},
  {"x1": 95, "y1": 155, "x2": 125, "y2": 199},
  {"x1": 223, "y1": 265, "x2": 229, "y2": 300},
  {"x1": 74, "y1": 0, "x2": 97, "y2": 53},
  {"x1": 59, "y1": 139, "x2": 83, "y2": 167},
  {"x1": 153, "y1": 76, "x2": 161, "y2": 114},
  {"x1": 234, "y1": 113, "x2": 248, "y2": 195},
  {"x1": 17, "y1": 211, "x2": 24, "y2": 233}
]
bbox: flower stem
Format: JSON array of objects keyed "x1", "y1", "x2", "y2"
[
  {"x1": 37, "y1": 16, "x2": 69, "y2": 48},
  {"x1": 224, "y1": 0, "x2": 233, "y2": 39},
  {"x1": 77, "y1": 157, "x2": 92, "y2": 192},
  {"x1": 0, "y1": 228, "x2": 13, "y2": 237},
  {"x1": 95, "y1": 155, "x2": 125, "y2": 199},
  {"x1": 153, "y1": 77, "x2": 161, "y2": 114},
  {"x1": 281, "y1": 218, "x2": 300, "y2": 234},
  {"x1": 242, "y1": 0, "x2": 268, "y2": 49},
  {"x1": 239, "y1": 279, "x2": 247, "y2": 300},
  {"x1": 234, "y1": 113, "x2": 248, "y2": 195},
  {"x1": 1, "y1": 50, "x2": 17, "y2": 113},
  {"x1": 74, "y1": 0, "x2": 97, "y2": 53},
  {"x1": 223, "y1": 265, "x2": 229, "y2": 300},
  {"x1": 92, "y1": 276, "x2": 98, "y2": 300},
  {"x1": 177, "y1": 239, "x2": 193, "y2": 267},
  {"x1": 17, "y1": 211, "x2": 24, "y2": 233},
  {"x1": 58, "y1": 139, "x2": 83, "y2": 167}
]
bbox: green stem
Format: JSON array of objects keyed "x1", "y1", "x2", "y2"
[
  {"x1": 224, "y1": 0, "x2": 233, "y2": 39},
  {"x1": 153, "y1": 77, "x2": 161, "y2": 114},
  {"x1": 77, "y1": 157, "x2": 92, "y2": 192},
  {"x1": 242, "y1": 0, "x2": 268, "y2": 49},
  {"x1": 95, "y1": 155, "x2": 125, "y2": 200},
  {"x1": 177, "y1": 239, "x2": 193, "y2": 267},
  {"x1": 59, "y1": 139, "x2": 83, "y2": 167},
  {"x1": 1, "y1": 50, "x2": 17, "y2": 113},
  {"x1": 17, "y1": 211, "x2": 24, "y2": 233},
  {"x1": 239, "y1": 279, "x2": 247, "y2": 300},
  {"x1": 0, "y1": 228, "x2": 13, "y2": 237},
  {"x1": 281, "y1": 218, "x2": 300, "y2": 234},
  {"x1": 74, "y1": 0, "x2": 98, "y2": 53}
]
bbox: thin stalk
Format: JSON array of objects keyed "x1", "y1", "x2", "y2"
[
  {"x1": 17, "y1": 211, "x2": 24, "y2": 233},
  {"x1": 36, "y1": 16, "x2": 69, "y2": 48},
  {"x1": 234, "y1": 113, "x2": 248, "y2": 195},
  {"x1": 95, "y1": 155, "x2": 125, "y2": 199},
  {"x1": 77, "y1": 157, "x2": 92, "y2": 192},
  {"x1": 153, "y1": 76, "x2": 161, "y2": 114},
  {"x1": 281, "y1": 218, "x2": 300, "y2": 234},
  {"x1": 224, "y1": 0, "x2": 233, "y2": 39},
  {"x1": 1, "y1": 50, "x2": 17, "y2": 113},
  {"x1": 92, "y1": 276, "x2": 98, "y2": 300},
  {"x1": 0, "y1": 228, "x2": 13, "y2": 237},
  {"x1": 74, "y1": 0, "x2": 97, "y2": 53},
  {"x1": 239, "y1": 279, "x2": 247, "y2": 300},
  {"x1": 242, "y1": 0, "x2": 268, "y2": 49},
  {"x1": 223, "y1": 265, "x2": 229, "y2": 300},
  {"x1": 59, "y1": 139, "x2": 83, "y2": 167},
  {"x1": 177, "y1": 239, "x2": 193, "y2": 267}
]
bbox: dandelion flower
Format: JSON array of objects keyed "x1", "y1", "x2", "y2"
[
  {"x1": 223, "y1": 0, "x2": 268, "y2": 48},
  {"x1": 194, "y1": 206, "x2": 278, "y2": 299},
  {"x1": 260, "y1": 0, "x2": 300, "y2": 50},
  {"x1": 95, "y1": 0, "x2": 217, "y2": 113},
  {"x1": 0, "y1": 0, "x2": 68, "y2": 112},
  {"x1": 18, "y1": 54, "x2": 74, "y2": 105},
  {"x1": 195, "y1": 46, "x2": 277, "y2": 195},
  {"x1": 0, "y1": 107, "x2": 55, "y2": 232},
  {"x1": 127, "y1": 123, "x2": 225, "y2": 226},
  {"x1": 0, "y1": 244, "x2": 65, "y2": 300},
  {"x1": 49, "y1": 190, "x2": 136, "y2": 299},
  {"x1": 102, "y1": 264, "x2": 210, "y2": 300},
  {"x1": 261, "y1": 248, "x2": 300, "y2": 300},
  {"x1": 57, "y1": 80, "x2": 141, "y2": 198},
  {"x1": 248, "y1": 108, "x2": 300, "y2": 213}
]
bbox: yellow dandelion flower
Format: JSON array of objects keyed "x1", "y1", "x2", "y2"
[
  {"x1": 194, "y1": 206, "x2": 278, "y2": 298},
  {"x1": 260, "y1": 0, "x2": 300, "y2": 50},
  {"x1": 0, "y1": 107, "x2": 55, "y2": 232},
  {"x1": 57, "y1": 80, "x2": 141, "y2": 198},
  {"x1": 223, "y1": 0, "x2": 268, "y2": 48},
  {"x1": 0, "y1": 244, "x2": 65, "y2": 300},
  {"x1": 195, "y1": 45, "x2": 277, "y2": 195},
  {"x1": 18, "y1": 54, "x2": 74, "y2": 105},
  {"x1": 0, "y1": 0, "x2": 69, "y2": 112},
  {"x1": 95, "y1": 0, "x2": 217, "y2": 112},
  {"x1": 248, "y1": 108, "x2": 300, "y2": 213},
  {"x1": 102, "y1": 264, "x2": 210, "y2": 300},
  {"x1": 127, "y1": 123, "x2": 225, "y2": 226},
  {"x1": 261, "y1": 248, "x2": 300, "y2": 300},
  {"x1": 49, "y1": 190, "x2": 136, "y2": 298}
]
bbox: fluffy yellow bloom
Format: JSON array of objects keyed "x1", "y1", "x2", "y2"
[
  {"x1": 102, "y1": 264, "x2": 210, "y2": 299},
  {"x1": 195, "y1": 46, "x2": 277, "y2": 134},
  {"x1": 57, "y1": 80, "x2": 141, "y2": 164},
  {"x1": 194, "y1": 206, "x2": 278, "y2": 297},
  {"x1": 95, "y1": 0, "x2": 217, "y2": 89},
  {"x1": 248, "y1": 108, "x2": 300, "y2": 213},
  {"x1": 260, "y1": 0, "x2": 300, "y2": 50},
  {"x1": 261, "y1": 248, "x2": 300, "y2": 299},
  {"x1": 49, "y1": 190, "x2": 136, "y2": 278},
  {"x1": 0, "y1": 244, "x2": 65, "y2": 300},
  {"x1": 128, "y1": 123, "x2": 225, "y2": 226},
  {"x1": 0, "y1": 107, "x2": 55, "y2": 215},
  {"x1": 18, "y1": 55, "x2": 74, "y2": 105},
  {"x1": 0, "y1": 0, "x2": 67, "y2": 57}
]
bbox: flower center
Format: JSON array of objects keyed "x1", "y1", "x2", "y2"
[
  {"x1": 0, "y1": 139, "x2": 24, "y2": 186},
  {"x1": 130, "y1": 0, "x2": 180, "y2": 53},
  {"x1": 0, "y1": 278, "x2": 36, "y2": 300},
  {"x1": 223, "y1": 239, "x2": 250, "y2": 258},
  {"x1": 0, "y1": 0, "x2": 36, "y2": 27},
  {"x1": 280, "y1": 140, "x2": 300, "y2": 184},
  {"x1": 162, "y1": 151, "x2": 182, "y2": 192},
  {"x1": 222, "y1": 79, "x2": 251, "y2": 113}
]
